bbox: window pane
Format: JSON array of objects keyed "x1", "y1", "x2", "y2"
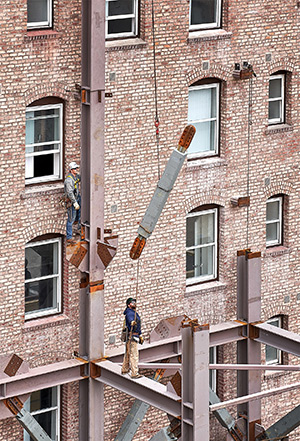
[
  {"x1": 186, "y1": 245, "x2": 214, "y2": 278},
  {"x1": 30, "y1": 388, "x2": 57, "y2": 412},
  {"x1": 269, "y1": 78, "x2": 282, "y2": 99},
  {"x1": 188, "y1": 87, "x2": 216, "y2": 121},
  {"x1": 266, "y1": 344, "x2": 278, "y2": 363},
  {"x1": 189, "y1": 120, "x2": 216, "y2": 153},
  {"x1": 108, "y1": 18, "x2": 133, "y2": 34},
  {"x1": 27, "y1": 387, "x2": 58, "y2": 441},
  {"x1": 190, "y1": 0, "x2": 216, "y2": 25},
  {"x1": 186, "y1": 212, "x2": 215, "y2": 247},
  {"x1": 28, "y1": 0, "x2": 48, "y2": 23},
  {"x1": 267, "y1": 200, "x2": 280, "y2": 221},
  {"x1": 266, "y1": 223, "x2": 279, "y2": 243},
  {"x1": 108, "y1": 0, "x2": 134, "y2": 16},
  {"x1": 25, "y1": 278, "x2": 57, "y2": 313},
  {"x1": 25, "y1": 242, "x2": 58, "y2": 279},
  {"x1": 268, "y1": 100, "x2": 281, "y2": 121},
  {"x1": 26, "y1": 108, "x2": 60, "y2": 146}
]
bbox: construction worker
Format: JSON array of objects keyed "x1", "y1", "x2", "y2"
[
  {"x1": 64, "y1": 162, "x2": 81, "y2": 244},
  {"x1": 121, "y1": 298, "x2": 143, "y2": 379}
]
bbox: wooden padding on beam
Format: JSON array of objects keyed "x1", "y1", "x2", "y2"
[{"x1": 4, "y1": 355, "x2": 23, "y2": 377}]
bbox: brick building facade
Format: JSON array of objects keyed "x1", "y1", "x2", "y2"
[{"x1": 1, "y1": 0, "x2": 300, "y2": 440}]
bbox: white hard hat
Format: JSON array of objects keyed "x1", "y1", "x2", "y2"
[{"x1": 69, "y1": 161, "x2": 79, "y2": 170}]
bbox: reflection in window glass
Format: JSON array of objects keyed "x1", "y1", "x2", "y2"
[{"x1": 190, "y1": 0, "x2": 221, "y2": 30}]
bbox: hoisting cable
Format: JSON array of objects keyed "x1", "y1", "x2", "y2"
[
  {"x1": 246, "y1": 75, "x2": 253, "y2": 249},
  {"x1": 152, "y1": 0, "x2": 161, "y2": 180}
]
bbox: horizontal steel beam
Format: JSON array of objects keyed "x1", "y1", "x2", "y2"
[
  {"x1": 107, "y1": 321, "x2": 247, "y2": 363},
  {"x1": 0, "y1": 359, "x2": 87, "y2": 400},
  {"x1": 253, "y1": 323, "x2": 300, "y2": 357},
  {"x1": 95, "y1": 360, "x2": 181, "y2": 417},
  {"x1": 210, "y1": 364, "x2": 300, "y2": 371},
  {"x1": 210, "y1": 381, "x2": 300, "y2": 412}
]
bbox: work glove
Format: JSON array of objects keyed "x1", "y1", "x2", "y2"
[
  {"x1": 131, "y1": 320, "x2": 136, "y2": 326},
  {"x1": 139, "y1": 336, "x2": 144, "y2": 345},
  {"x1": 74, "y1": 202, "x2": 80, "y2": 210}
]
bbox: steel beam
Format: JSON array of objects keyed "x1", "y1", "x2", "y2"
[
  {"x1": 95, "y1": 360, "x2": 181, "y2": 416},
  {"x1": 258, "y1": 404, "x2": 300, "y2": 440},
  {"x1": 253, "y1": 322, "x2": 300, "y2": 357},
  {"x1": 237, "y1": 250, "x2": 262, "y2": 440},
  {"x1": 0, "y1": 359, "x2": 86, "y2": 400},
  {"x1": 181, "y1": 321, "x2": 209, "y2": 441},
  {"x1": 16, "y1": 408, "x2": 52, "y2": 441},
  {"x1": 210, "y1": 381, "x2": 300, "y2": 411}
]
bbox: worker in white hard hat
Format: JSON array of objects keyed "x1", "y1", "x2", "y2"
[{"x1": 64, "y1": 162, "x2": 81, "y2": 244}]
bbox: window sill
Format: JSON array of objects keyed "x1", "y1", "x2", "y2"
[
  {"x1": 188, "y1": 29, "x2": 232, "y2": 42},
  {"x1": 186, "y1": 156, "x2": 227, "y2": 170},
  {"x1": 105, "y1": 37, "x2": 147, "y2": 51},
  {"x1": 21, "y1": 182, "x2": 64, "y2": 199},
  {"x1": 186, "y1": 280, "x2": 226, "y2": 297},
  {"x1": 265, "y1": 124, "x2": 293, "y2": 135},
  {"x1": 22, "y1": 314, "x2": 70, "y2": 333},
  {"x1": 24, "y1": 30, "x2": 60, "y2": 42},
  {"x1": 263, "y1": 246, "x2": 290, "y2": 258}
]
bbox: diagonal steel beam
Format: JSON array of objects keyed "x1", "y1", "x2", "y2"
[{"x1": 257, "y1": 404, "x2": 300, "y2": 440}]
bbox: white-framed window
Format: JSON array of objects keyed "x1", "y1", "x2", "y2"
[
  {"x1": 189, "y1": 0, "x2": 221, "y2": 31},
  {"x1": 188, "y1": 83, "x2": 219, "y2": 158},
  {"x1": 24, "y1": 386, "x2": 60, "y2": 441},
  {"x1": 105, "y1": 0, "x2": 138, "y2": 39},
  {"x1": 268, "y1": 74, "x2": 285, "y2": 124},
  {"x1": 265, "y1": 316, "x2": 282, "y2": 365},
  {"x1": 27, "y1": 0, "x2": 52, "y2": 29},
  {"x1": 266, "y1": 196, "x2": 283, "y2": 247},
  {"x1": 25, "y1": 103, "x2": 63, "y2": 184},
  {"x1": 209, "y1": 346, "x2": 217, "y2": 392},
  {"x1": 186, "y1": 207, "x2": 218, "y2": 284},
  {"x1": 25, "y1": 237, "x2": 62, "y2": 319}
]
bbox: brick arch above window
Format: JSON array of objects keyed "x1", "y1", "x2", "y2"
[
  {"x1": 186, "y1": 63, "x2": 230, "y2": 87},
  {"x1": 183, "y1": 189, "x2": 225, "y2": 215},
  {"x1": 20, "y1": 217, "x2": 65, "y2": 244},
  {"x1": 24, "y1": 81, "x2": 70, "y2": 107},
  {"x1": 266, "y1": 57, "x2": 294, "y2": 77},
  {"x1": 263, "y1": 182, "x2": 292, "y2": 200}
]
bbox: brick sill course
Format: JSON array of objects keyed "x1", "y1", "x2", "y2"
[
  {"x1": 21, "y1": 182, "x2": 64, "y2": 199},
  {"x1": 105, "y1": 37, "x2": 147, "y2": 51},
  {"x1": 263, "y1": 246, "x2": 290, "y2": 258},
  {"x1": 188, "y1": 29, "x2": 232, "y2": 42},
  {"x1": 24, "y1": 30, "x2": 60, "y2": 41},
  {"x1": 265, "y1": 124, "x2": 293, "y2": 135},
  {"x1": 186, "y1": 280, "x2": 226, "y2": 297},
  {"x1": 186, "y1": 156, "x2": 227, "y2": 170},
  {"x1": 23, "y1": 314, "x2": 70, "y2": 333}
]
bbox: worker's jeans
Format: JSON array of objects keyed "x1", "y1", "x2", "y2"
[
  {"x1": 122, "y1": 340, "x2": 139, "y2": 377},
  {"x1": 66, "y1": 196, "x2": 81, "y2": 239}
]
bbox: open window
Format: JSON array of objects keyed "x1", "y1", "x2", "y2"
[
  {"x1": 189, "y1": 0, "x2": 222, "y2": 31},
  {"x1": 105, "y1": 0, "x2": 138, "y2": 39},
  {"x1": 24, "y1": 386, "x2": 60, "y2": 441},
  {"x1": 25, "y1": 100, "x2": 63, "y2": 184},
  {"x1": 186, "y1": 206, "x2": 218, "y2": 284},
  {"x1": 188, "y1": 80, "x2": 220, "y2": 158},
  {"x1": 25, "y1": 236, "x2": 62, "y2": 319},
  {"x1": 27, "y1": 0, "x2": 52, "y2": 29}
]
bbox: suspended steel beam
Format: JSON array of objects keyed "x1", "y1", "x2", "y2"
[
  {"x1": 0, "y1": 359, "x2": 86, "y2": 401},
  {"x1": 210, "y1": 364, "x2": 300, "y2": 371},
  {"x1": 252, "y1": 322, "x2": 300, "y2": 357},
  {"x1": 258, "y1": 404, "x2": 300, "y2": 440}
]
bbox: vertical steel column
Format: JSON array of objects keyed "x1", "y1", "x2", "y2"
[
  {"x1": 237, "y1": 250, "x2": 261, "y2": 441},
  {"x1": 181, "y1": 321, "x2": 210, "y2": 441},
  {"x1": 80, "y1": 0, "x2": 106, "y2": 440}
]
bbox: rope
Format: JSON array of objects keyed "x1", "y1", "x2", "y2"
[
  {"x1": 152, "y1": 0, "x2": 161, "y2": 180},
  {"x1": 246, "y1": 76, "x2": 253, "y2": 248}
]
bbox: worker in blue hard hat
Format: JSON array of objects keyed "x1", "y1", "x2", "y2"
[
  {"x1": 64, "y1": 162, "x2": 81, "y2": 245},
  {"x1": 121, "y1": 298, "x2": 143, "y2": 378}
]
